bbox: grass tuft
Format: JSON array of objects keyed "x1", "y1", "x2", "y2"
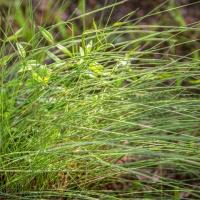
[{"x1": 0, "y1": 1, "x2": 200, "y2": 199}]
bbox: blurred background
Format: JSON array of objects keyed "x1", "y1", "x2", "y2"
[
  {"x1": 0, "y1": 0, "x2": 200, "y2": 28},
  {"x1": 0, "y1": 0, "x2": 200, "y2": 57}
]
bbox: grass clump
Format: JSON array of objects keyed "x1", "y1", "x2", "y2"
[{"x1": 1, "y1": 1, "x2": 200, "y2": 199}]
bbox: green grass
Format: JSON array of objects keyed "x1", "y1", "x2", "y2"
[{"x1": 0, "y1": 1, "x2": 200, "y2": 199}]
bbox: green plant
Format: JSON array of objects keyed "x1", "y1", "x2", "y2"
[{"x1": 0, "y1": 1, "x2": 200, "y2": 199}]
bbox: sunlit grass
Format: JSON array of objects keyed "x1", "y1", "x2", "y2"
[{"x1": 0, "y1": 1, "x2": 200, "y2": 199}]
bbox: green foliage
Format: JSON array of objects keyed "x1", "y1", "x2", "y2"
[{"x1": 0, "y1": 1, "x2": 200, "y2": 199}]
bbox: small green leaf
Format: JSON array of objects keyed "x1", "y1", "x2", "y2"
[
  {"x1": 47, "y1": 51, "x2": 61, "y2": 63},
  {"x1": 79, "y1": 47, "x2": 85, "y2": 57},
  {"x1": 93, "y1": 19, "x2": 98, "y2": 30},
  {"x1": 56, "y1": 44, "x2": 72, "y2": 57},
  {"x1": 16, "y1": 42, "x2": 26, "y2": 58},
  {"x1": 32, "y1": 67, "x2": 51, "y2": 84},
  {"x1": 18, "y1": 60, "x2": 40, "y2": 73},
  {"x1": 27, "y1": 60, "x2": 40, "y2": 67},
  {"x1": 32, "y1": 72, "x2": 43, "y2": 83},
  {"x1": 113, "y1": 21, "x2": 126, "y2": 27},
  {"x1": 6, "y1": 28, "x2": 23, "y2": 42},
  {"x1": 86, "y1": 40, "x2": 93, "y2": 53},
  {"x1": 39, "y1": 26, "x2": 54, "y2": 44},
  {"x1": 0, "y1": 54, "x2": 13, "y2": 66},
  {"x1": 18, "y1": 65, "x2": 32, "y2": 73},
  {"x1": 189, "y1": 79, "x2": 200, "y2": 84},
  {"x1": 89, "y1": 62, "x2": 104, "y2": 75}
]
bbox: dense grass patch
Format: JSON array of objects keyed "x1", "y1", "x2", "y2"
[{"x1": 1, "y1": 1, "x2": 200, "y2": 199}]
